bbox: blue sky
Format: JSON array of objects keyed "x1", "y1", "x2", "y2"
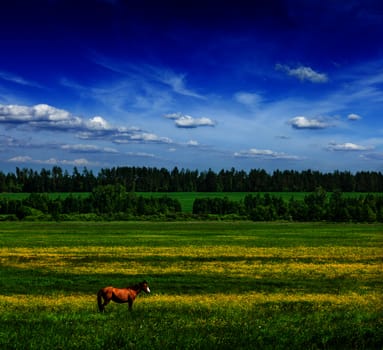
[{"x1": 0, "y1": 0, "x2": 382, "y2": 173}]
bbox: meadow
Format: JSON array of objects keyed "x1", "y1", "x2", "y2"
[{"x1": 0, "y1": 221, "x2": 382, "y2": 349}]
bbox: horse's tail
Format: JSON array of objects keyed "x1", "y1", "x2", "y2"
[{"x1": 97, "y1": 289, "x2": 104, "y2": 312}]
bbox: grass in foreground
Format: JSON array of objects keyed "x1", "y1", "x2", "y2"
[{"x1": 0, "y1": 221, "x2": 382, "y2": 349}]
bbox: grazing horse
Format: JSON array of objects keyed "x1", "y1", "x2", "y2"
[{"x1": 97, "y1": 280, "x2": 150, "y2": 312}]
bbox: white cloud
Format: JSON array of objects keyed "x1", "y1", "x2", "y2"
[
  {"x1": 176, "y1": 116, "x2": 215, "y2": 128},
  {"x1": 234, "y1": 148, "x2": 302, "y2": 160},
  {"x1": 164, "y1": 112, "x2": 216, "y2": 128},
  {"x1": 32, "y1": 104, "x2": 71, "y2": 121},
  {"x1": 347, "y1": 113, "x2": 362, "y2": 121},
  {"x1": 59, "y1": 158, "x2": 95, "y2": 166},
  {"x1": 327, "y1": 142, "x2": 372, "y2": 151},
  {"x1": 0, "y1": 103, "x2": 172, "y2": 144},
  {"x1": 114, "y1": 132, "x2": 172, "y2": 144},
  {"x1": 187, "y1": 140, "x2": 199, "y2": 146},
  {"x1": 87, "y1": 116, "x2": 111, "y2": 130},
  {"x1": 131, "y1": 132, "x2": 172, "y2": 143},
  {"x1": 0, "y1": 103, "x2": 81, "y2": 127},
  {"x1": 276, "y1": 64, "x2": 328, "y2": 83},
  {"x1": 288, "y1": 116, "x2": 331, "y2": 129}
]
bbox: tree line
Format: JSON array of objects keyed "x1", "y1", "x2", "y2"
[
  {"x1": 1, "y1": 166, "x2": 382, "y2": 193},
  {"x1": 0, "y1": 185, "x2": 382, "y2": 222},
  {"x1": 193, "y1": 190, "x2": 383, "y2": 222},
  {"x1": 0, "y1": 185, "x2": 181, "y2": 221}
]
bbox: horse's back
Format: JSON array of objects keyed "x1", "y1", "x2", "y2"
[
  {"x1": 99, "y1": 286, "x2": 114, "y2": 296},
  {"x1": 102, "y1": 286, "x2": 114, "y2": 290}
]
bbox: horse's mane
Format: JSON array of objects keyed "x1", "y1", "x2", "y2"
[{"x1": 127, "y1": 280, "x2": 147, "y2": 290}]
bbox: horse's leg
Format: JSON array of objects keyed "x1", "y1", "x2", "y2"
[
  {"x1": 102, "y1": 298, "x2": 111, "y2": 311},
  {"x1": 97, "y1": 290, "x2": 105, "y2": 312},
  {"x1": 128, "y1": 298, "x2": 133, "y2": 311},
  {"x1": 97, "y1": 290, "x2": 111, "y2": 312}
]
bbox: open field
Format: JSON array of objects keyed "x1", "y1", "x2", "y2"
[{"x1": 0, "y1": 221, "x2": 382, "y2": 349}]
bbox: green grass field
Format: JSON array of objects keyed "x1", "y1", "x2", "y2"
[{"x1": 0, "y1": 221, "x2": 382, "y2": 349}]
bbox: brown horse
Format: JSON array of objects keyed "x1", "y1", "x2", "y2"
[{"x1": 97, "y1": 280, "x2": 150, "y2": 312}]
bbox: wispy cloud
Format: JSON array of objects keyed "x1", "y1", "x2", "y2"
[
  {"x1": 0, "y1": 71, "x2": 43, "y2": 88},
  {"x1": 61, "y1": 77, "x2": 172, "y2": 114},
  {"x1": 7, "y1": 156, "x2": 98, "y2": 167},
  {"x1": 234, "y1": 148, "x2": 302, "y2": 160},
  {"x1": 327, "y1": 142, "x2": 372, "y2": 151},
  {"x1": 0, "y1": 135, "x2": 121, "y2": 156},
  {"x1": 164, "y1": 112, "x2": 216, "y2": 128},
  {"x1": 113, "y1": 132, "x2": 172, "y2": 144},
  {"x1": 93, "y1": 55, "x2": 205, "y2": 99},
  {"x1": 360, "y1": 152, "x2": 383, "y2": 161},
  {"x1": 288, "y1": 116, "x2": 332, "y2": 129},
  {"x1": 276, "y1": 64, "x2": 328, "y2": 83},
  {"x1": 158, "y1": 71, "x2": 205, "y2": 99},
  {"x1": 0, "y1": 134, "x2": 26, "y2": 148},
  {"x1": 327, "y1": 62, "x2": 383, "y2": 107},
  {"x1": 126, "y1": 151, "x2": 155, "y2": 158},
  {"x1": 61, "y1": 144, "x2": 118, "y2": 153},
  {"x1": 234, "y1": 91, "x2": 262, "y2": 107}
]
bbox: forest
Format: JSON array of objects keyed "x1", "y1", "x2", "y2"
[
  {"x1": 0, "y1": 185, "x2": 182, "y2": 221},
  {"x1": 1, "y1": 166, "x2": 382, "y2": 193},
  {"x1": 0, "y1": 184, "x2": 382, "y2": 222},
  {"x1": 1, "y1": 166, "x2": 382, "y2": 222},
  {"x1": 193, "y1": 191, "x2": 383, "y2": 222}
]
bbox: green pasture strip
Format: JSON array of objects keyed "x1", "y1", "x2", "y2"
[{"x1": 0, "y1": 222, "x2": 382, "y2": 349}]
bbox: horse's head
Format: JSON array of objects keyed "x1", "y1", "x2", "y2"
[{"x1": 140, "y1": 280, "x2": 151, "y2": 293}]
